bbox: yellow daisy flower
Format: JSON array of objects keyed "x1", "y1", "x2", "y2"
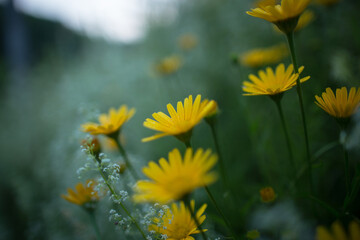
[
  {"x1": 247, "y1": 0, "x2": 311, "y2": 33},
  {"x1": 315, "y1": 87, "x2": 360, "y2": 118},
  {"x1": 178, "y1": 34, "x2": 198, "y2": 51},
  {"x1": 242, "y1": 63, "x2": 310, "y2": 96},
  {"x1": 259, "y1": 187, "x2": 277, "y2": 203},
  {"x1": 142, "y1": 94, "x2": 217, "y2": 143},
  {"x1": 149, "y1": 200, "x2": 207, "y2": 240},
  {"x1": 316, "y1": 221, "x2": 360, "y2": 240},
  {"x1": 155, "y1": 55, "x2": 182, "y2": 75},
  {"x1": 274, "y1": 10, "x2": 315, "y2": 32},
  {"x1": 81, "y1": 105, "x2": 135, "y2": 136},
  {"x1": 62, "y1": 180, "x2": 100, "y2": 206},
  {"x1": 133, "y1": 148, "x2": 217, "y2": 204},
  {"x1": 239, "y1": 44, "x2": 288, "y2": 68},
  {"x1": 247, "y1": 0, "x2": 311, "y2": 23}
]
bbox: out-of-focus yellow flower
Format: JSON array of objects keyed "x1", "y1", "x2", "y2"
[
  {"x1": 62, "y1": 180, "x2": 100, "y2": 206},
  {"x1": 133, "y1": 148, "x2": 217, "y2": 204},
  {"x1": 178, "y1": 34, "x2": 198, "y2": 50},
  {"x1": 315, "y1": 87, "x2": 360, "y2": 119},
  {"x1": 81, "y1": 105, "x2": 135, "y2": 136},
  {"x1": 239, "y1": 44, "x2": 288, "y2": 68},
  {"x1": 247, "y1": 0, "x2": 311, "y2": 33},
  {"x1": 259, "y1": 187, "x2": 277, "y2": 203},
  {"x1": 274, "y1": 10, "x2": 315, "y2": 32},
  {"x1": 314, "y1": 0, "x2": 340, "y2": 7},
  {"x1": 247, "y1": 0, "x2": 311, "y2": 23},
  {"x1": 155, "y1": 55, "x2": 182, "y2": 75},
  {"x1": 255, "y1": 0, "x2": 276, "y2": 8},
  {"x1": 316, "y1": 221, "x2": 360, "y2": 240},
  {"x1": 149, "y1": 200, "x2": 207, "y2": 239},
  {"x1": 81, "y1": 137, "x2": 101, "y2": 156},
  {"x1": 316, "y1": 87, "x2": 360, "y2": 119},
  {"x1": 246, "y1": 229, "x2": 261, "y2": 239},
  {"x1": 243, "y1": 63, "x2": 310, "y2": 96},
  {"x1": 142, "y1": 94, "x2": 217, "y2": 142}
]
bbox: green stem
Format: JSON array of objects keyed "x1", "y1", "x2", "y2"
[
  {"x1": 184, "y1": 197, "x2": 209, "y2": 240},
  {"x1": 306, "y1": 195, "x2": 340, "y2": 218},
  {"x1": 88, "y1": 210, "x2": 101, "y2": 240},
  {"x1": 285, "y1": 32, "x2": 313, "y2": 194},
  {"x1": 113, "y1": 137, "x2": 139, "y2": 180},
  {"x1": 294, "y1": 141, "x2": 338, "y2": 182},
  {"x1": 204, "y1": 186, "x2": 237, "y2": 240},
  {"x1": 94, "y1": 157, "x2": 147, "y2": 240},
  {"x1": 209, "y1": 123, "x2": 228, "y2": 187},
  {"x1": 273, "y1": 98, "x2": 296, "y2": 177},
  {"x1": 184, "y1": 140, "x2": 191, "y2": 148},
  {"x1": 343, "y1": 146, "x2": 350, "y2": 197}
]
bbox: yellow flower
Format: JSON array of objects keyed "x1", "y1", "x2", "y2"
[
  {"x1": 255, "y1": 0, "x2": 276, "y2": 8},
  {"x1": 178, "y1": 34, "x2": 198, "y2": 51},
  {"x1": 246, "y1": 230, "x2": 260, "y2": 239},
  {"x1": 274, "y1": 10, "x2": 315, "y2": 32},
  {"x1": 315, "y1": 0, "x2": 340, "y2": 6},
  {"x1": 316, "y1": 221, "x2": 360, "y2": 240},
  {"x1": 81, "y1": 105, "x2": 135, "y2": 136},
  {"x1": 242, "y1": 63, "x2": 310, "y2": 96},
  {"x1": 259, "y1": 187, "x2": 277, "y2": 203},
  {"x1": 155, "y1": 55, "x2": 182, "y2": 75},
  {"x1": 133, "y1": 148, "x2": 217, "y2": 204},
  {"x1": 247, "y1": 0, "x2": 311, "y2": 23},
  {"x1": 142, "y1": 94, "x2": 217, "y2": 142},
  {"x1": 315, "y1": 87, "x2": 360, "y2": 118},
  {"x1": 62, "y1": 180, "x2": 100, "y2": 206},
  {"x1": 239, "y1": 44, "x2": 288, "y2": 68},
  {"x1": 149, "y1": 200, "x2": 207, "y2": 240}
]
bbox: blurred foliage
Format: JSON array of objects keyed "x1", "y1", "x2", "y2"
[{"x1": 0, "y1": 0, "x2": 360, "y2": 239}]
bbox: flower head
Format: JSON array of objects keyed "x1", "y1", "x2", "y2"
[
  {"x1": 259, "y1": 187, "x2": 277, "y2": 203},
  {"x1": 155, "y1": 55, "x2": 182, "y2": 75},
  {"x1": 178, "y1": 34, "x2": 198, "y2": 51},
  {"x1": 247, "y1": 0, "x2": 311, "y2": 23},
  {"x1": 247, "y1": 0, "x2": 311, "y2": 33},
  {"x1": 239, "y1": 44, "x2": 288, "y2": 68},
  {"x1": 242, "y1": 63, "x2": 310, "y2": 96},
  {"x1": 316, "y1": 221, "x2": 360, "y2": 240},
  {"x1": 274, "y1": 10, "x2": 315, "y2": 32},
  {"x1": 133, "y1": 148, "x2": 217, "y2": 204},
  {"x1": 62, "y1": 180, "x2": 100, "y2": 206},
  {"x1": 81, "y1": 105, "x2": 135, "y2": 136},
  {"x1": 149, "y1": 200, "x2": 207, "y2": 239},
  {"x1": 142, "y1": 95, "x2": 217, "y2": 142},
  {"x1": 315, "y1": 87, "x2": 360, "y2": 119}
]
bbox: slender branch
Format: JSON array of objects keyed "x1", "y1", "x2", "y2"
[
  {"x1": 285, "y1": 32, "x2": 313, "y2": 194},
  {"x1": 343, "y1": 146, "x2": 350, "y2": 198},
  {"x1": 209, "y1": 123, "x2": 228, "y2": 187},
  {"x1": 273, "y1": 98, "x2": 296, "y2": 177},
  {"x1": 204, "y1": 186, "x2": 237, "y2": 240},
  {"x1": 93, "y1": 157, "x2": 147, "y2": 240},
  {"x1": 112, "y1": 137, "x2": 139, "y2": 180},
  {"x1": 87, "y1": 210, "x2": 101, "y2": 240}
]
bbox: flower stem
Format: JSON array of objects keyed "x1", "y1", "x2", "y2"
[
  {"x1": 87, "y1": 210, "x2": 101, "y2": 240},
  {"x1": 285, "y1": 32, "x2": 313, "y2": 194},
  {"x1": 204, "y1": 186, "x2": 238, "y2": 240},
  {"x1": 208, "y1": 123, "x2": 228, "y2": 188},
  {"x1": 184, "y1": 197, "x2": 209, "y2": 240},
  {"x1": 273, "y1": 98, "x2": 296, "y2": 177},
  {"x1": 343, "y1": 145, "x2": 350, "y2": 197},
  {"x1": 112, "y1": 137, "x2": 139, "y2": 180},
  {"x1": 94, "y1": 157, "x2": 147, "y2": 240}
]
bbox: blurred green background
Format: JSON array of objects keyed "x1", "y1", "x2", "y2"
[{"x1": 1, "y1": 0, "x2": 360, "y2": 239}]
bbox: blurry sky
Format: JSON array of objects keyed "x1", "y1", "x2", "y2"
[{"x1": 7, "y1": 0, "x2": 179, "y2": 43}]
